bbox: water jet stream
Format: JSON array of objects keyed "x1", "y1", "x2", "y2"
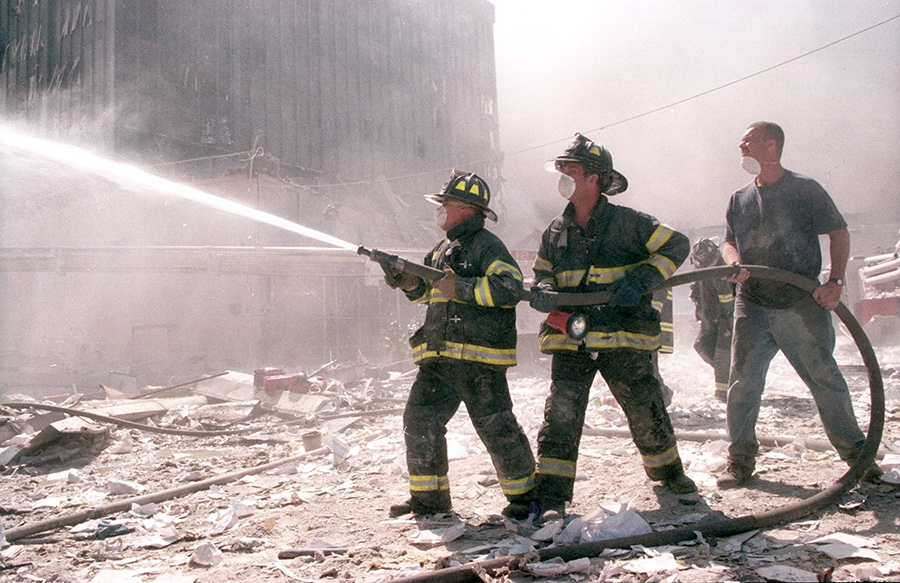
[{"x1": 0, "y1": 124, "x2": 359, "y2": 252}]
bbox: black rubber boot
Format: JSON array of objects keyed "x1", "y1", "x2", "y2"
[
  {"x1": 537, "y1": 499, "x2": 566, "y2": 524},
  {"x1": 388, "y1": 491, "x2": 452, "y2": 518},
  {"x1": 663, "y1": 471, "x2": 698, "y2": 494},
  {"x1": 501, "y1": 500, "x2": 539, "y2": 520}
]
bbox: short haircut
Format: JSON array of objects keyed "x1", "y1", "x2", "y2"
[{"x1": 748, "y1": 121, "x2": 785, "y2": 157}]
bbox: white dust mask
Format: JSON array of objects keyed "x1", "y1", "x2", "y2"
[
  {"x1": 434, "y1": 206, "x2": 448, "y2": 229},
  {"x1": 740, "y1": 156, "x2": 761, "y2": 176},
  {"x1": 557, "y1": 173, "x2": 576, "y2": 199}
]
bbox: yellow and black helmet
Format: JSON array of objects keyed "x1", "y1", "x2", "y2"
[
  {"x1": 425, "y1": 169, "x2": 497, "y2": 221},
  {"x1": 546, "y1": 133, "x2": 628, "y2": 195}
]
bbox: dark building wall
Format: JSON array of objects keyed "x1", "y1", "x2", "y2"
[
  {"x1": 1, "y1": 1, "x2": 499, "y2": 393},
  {"x1": 3, "y1": 0, "x2": 501, "y2": 228},
  {"x1": 1, "y1": 0, "x2": 116, "y2": 141},
  {"x1": 2, "y1": 0, "x2": 500, "y2": 186}
]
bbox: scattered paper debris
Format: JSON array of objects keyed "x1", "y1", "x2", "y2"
[
  {"x1": 525, "y1": 556, "x2": 593, "y2": 576},
  {"x1": 190, "y1": 542, "x2": 224, "y2": 567},
  {"x1": 581, "y1": 505, "x2": 652, "y2": 542},
  {"x1": 108, "y1": 478, "x2": 145, "y2": 495},
  {"x1": 531, "y1": 519, "x2": 563, "y2": 542},
  {"x1": 622, "y1": 552, "x2": 681, "y2": 574},
  {"x1": 755, "y1": 564, "x2": 818, "y2": 582},
  {"x1": 408, "y1": 522, "x2": 465, "y2": 546},
  {"x1": 808, "y1": 532, "x2": 882, "y2": 561}
]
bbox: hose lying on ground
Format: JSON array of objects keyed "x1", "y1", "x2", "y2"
[{"x1": 390, "y1": 265, "x2": 886, "y2": 583}]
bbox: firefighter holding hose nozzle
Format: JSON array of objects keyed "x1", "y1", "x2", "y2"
[
  {"x1": 528, "y1": 133, "x2": 697, "y2": 524},
  {"x1": 382, "y1": 170, "x2": 538, "y2": 520}
]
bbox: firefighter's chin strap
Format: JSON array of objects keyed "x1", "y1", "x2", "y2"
[{"x1": 390, "y1": 264, "x2": 885, "y2": 583}]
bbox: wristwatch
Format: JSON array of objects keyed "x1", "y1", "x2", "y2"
[{"x1": 829, "y1": 277, "x2": 844, "y2": 286}]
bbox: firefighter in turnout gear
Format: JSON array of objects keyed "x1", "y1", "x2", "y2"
[
  {"x1": 688, "y1": 238, "x2": 734, "y2": 402},
  {"x1": 384, "y1": 170, "x2": 538, "y2": 519},
  {"x1": 528, "y1": 134, "x2": 697, "y2": 522}
]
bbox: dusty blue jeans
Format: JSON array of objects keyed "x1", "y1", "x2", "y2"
[{"x1": 726, "y1": 294, "x2": 866, "y2": 469}]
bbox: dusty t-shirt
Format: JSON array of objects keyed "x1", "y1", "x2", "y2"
[{"x1": 724, "y1": 170, "x2": 846, "y2": 309}]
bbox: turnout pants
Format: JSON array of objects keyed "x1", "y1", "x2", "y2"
[
  {"x1": 536, "y1": 349, "x2": 685, "y2": 503},
  {"x1": 694, "y1": 319, "x2": 732, "y2": 398},
  {"x1": 403, "y1": 360, "x2": 536, "y2": 509}
]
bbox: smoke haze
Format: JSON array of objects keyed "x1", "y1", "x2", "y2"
[{"x1": 489, "y1": 1, "x2": 900, "y2": 238}]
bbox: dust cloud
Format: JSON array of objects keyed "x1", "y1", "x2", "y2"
[{"x1": 489, "y1": 1, "x2": 900, "y2": 242}]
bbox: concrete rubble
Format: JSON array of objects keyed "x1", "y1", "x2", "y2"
[{"x1": 0, "y1": 335, "x2": 898, "y2": 582}]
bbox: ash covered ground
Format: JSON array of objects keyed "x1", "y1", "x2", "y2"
[{"x1": 1, "y1": 319, "x2": 899, "y2": 582}]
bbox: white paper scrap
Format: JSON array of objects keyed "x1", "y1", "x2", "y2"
[
  {"x1": 755, "y1": 565, "x2": 818, "y2": 582},
  {"x1": 622, "y1": 552, "x2": 681, "y2": 574},
  {"x1": 408, "y1": 522, "x2": 465, "y2": 546}
]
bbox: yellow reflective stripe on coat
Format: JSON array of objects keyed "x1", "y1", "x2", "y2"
[
  {"x1": 474, "y1": 260, "x2": 522, "y2": 308},
  {"x1": 539, "y1": 330, "x2": 661, "y2": 352},
  {"x1": 643, "y1": 253, "x2": 679, "y2": 279},
  {"x1": 584, "y1": 331, "x2": 660, "y2": 351},
  {"x1": 652, "y1": 289, "x2": 673, "y2": 313},
  {"x1": 409, "y1": 474, "x2": 450, "y2": 492},
  {"x1": 499, "y1": 472, "x2": 536, "y2": 497},
  {"x1": 533, "y1": 254, "x2": 554, "y2": 273},
  {"x1": 585, "y1": 264, "x2": 631, "y2": 286},
  {"x1": 536, "y1": 456, "x2": 576, "y2": 478},
  {"x1": 555, "y1": 268, "x2": 589, "y2": 288},
  {"x1": 411, "y1": 345, "x2": 442, "y2": 362},
  {"x1": 424, "y1": 287, "x2": 452, "y2": 302},
  {"x1": 557, "y1": 264, "x2": 631, "y2": 288},
  {"x1": 538, "y1": 332, "x2": 582, "y2": 352},
  {"x1": 411, "y1": 341, "x2": 516, "y2": 366},
  {"x1": 641, "y1": 446, "x2": 680, "y2": 469},
  {"x1": 645, "y1": 224, "x2": 676, "y2": 254},
  {"x1": 719, "y1": 293, "x2": 734, "y2": 304}
]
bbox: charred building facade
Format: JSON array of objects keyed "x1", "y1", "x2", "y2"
[
  {"x1": 0, "y1": 0, "x2": 505, "y2": 394},
  {"x1": 2, "y1": 0, "x2": 500, "y2": 188}
]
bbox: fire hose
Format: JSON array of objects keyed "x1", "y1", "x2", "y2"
[
  {"x1": 358, "y1": 246, "x2": 615, "y2": 306},
  {"x1": 0, "y1": 265, "x2": 884, "y2": 564},
  {"x1": 389, "y1": 264, "x2": 885, "y2": 583}
]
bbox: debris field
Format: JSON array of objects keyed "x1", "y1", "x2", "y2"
[{"x1": 1, "y1": 329, "x2": 899, "y2": 583}]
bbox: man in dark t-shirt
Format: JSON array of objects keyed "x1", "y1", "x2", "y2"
[{"x1": 717, "y1": 121, "x2": 881, "y2": 488}]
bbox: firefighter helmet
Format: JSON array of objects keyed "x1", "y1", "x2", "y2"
[
  {"x1": 425, "y1": 169, "x2": 497, "y2": 221},
  {"x1": 546, "y1": 133, "x2": 628, "y2": 195},
  {"x1": 690, "y1": 238, "x2": 720, "y2": 268}
]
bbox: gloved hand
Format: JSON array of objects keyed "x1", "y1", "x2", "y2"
[
  {"x1": 432, "y1": 266, "x2": 460, "y2": 300},
  {"x1": 528, "y1": 287, "x2": 557, "y2": 313},
  {"x1": 383, "y1": 267, "x2": 420, "y2": 291},
  {"x1": 609, "y1": 277, "x2": 646, "y2": 308}
]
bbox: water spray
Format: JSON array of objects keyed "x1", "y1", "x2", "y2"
[
  {"x1": 1, "y1": 124, "x2": 616, "y2": 310},
  {"x1": 0, "y1": 124, "x2": 358, "y2": 252}
]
